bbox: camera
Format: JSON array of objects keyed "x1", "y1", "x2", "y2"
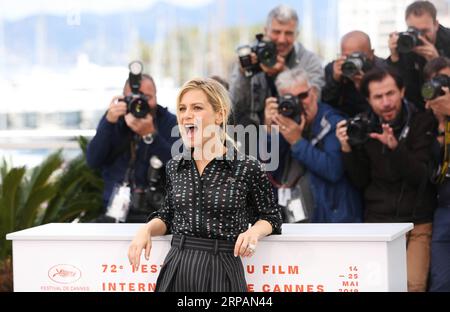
[
  {"x1": 397, "y1": 27, "x2": 423, "y2": 54},
  {"x1": 123, "y1": 60, "x2": 150, "y2": 118},
  {"x1": 94, "y1": 155, "x2": 165, "y2": 224},
  {"x1": 341, "y1": 52, "x2": 370, "y2": 78},
  {"x1": 278, "y1": 94, "x2": 303, "y2": 121},
  {"x1": 421, "y1": 74, "x2": 450, "y2": 101},
  {"x1": 236, "y1": 33, "x2": 277, "y2": 77},
  {"x1": 346, "y1": 115, "x2": 377, "y2": 146},
  {"x1": 129, "y1": 156, "x2": 166, "y2": 220}
]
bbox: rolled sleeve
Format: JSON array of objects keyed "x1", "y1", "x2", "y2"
[{"x1": 247, "y1": 160, "x2": 282, "y2": 235}]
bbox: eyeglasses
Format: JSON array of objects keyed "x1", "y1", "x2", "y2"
[{"x1": 297, "y1": 88, "x2": 311, "y2": 101}]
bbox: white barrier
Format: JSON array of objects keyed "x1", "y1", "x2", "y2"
[{"x1": 6, "y1": 222, "x2": 412, "y2": 292}]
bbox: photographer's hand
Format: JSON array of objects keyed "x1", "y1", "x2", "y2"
[
  {"x1": 238, "y1": 52, "x2": 258, "y2": 74},
  {"x1": 426, "y1": 87, "x2": 450, "y2": 116},
  {"x1": 273, "y1": 113, "x2": 304, "y2": 145},
  {"x1": 388, "y1": 32, "x2": 400, "y2": 63},
  {"x1": 260, "y1": 55, "x2": 286, "y2": 77},
  {"x1": 413, "y1": 35, "x2": 439, "y2": 61},
  {"x1": 106, "y1": 96, "x2": 127, "y2": 123},
  {"x1": 336, "y1": 120, "x2": 352, "y2": 152},
  {"x1": 125, "y1": 113, "x2": 156, "y2": 137},
  {"x1": 370, "y1": 123, "x2": 398, "y2": 150},
  {"x1": 264, "y1": 97, "x2": 278, "y2": 131},
  {"x1": 351, "y1": 71, "x2": 364, "y2": 90},
  {"x1": 332, "y1": 56, "x2": 346, "y2": 82}
]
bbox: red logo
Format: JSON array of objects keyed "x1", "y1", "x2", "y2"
[{"x1": 48, "y1": 264, "x2": 82, "y2": 284}]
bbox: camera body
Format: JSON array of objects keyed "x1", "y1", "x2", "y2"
[
  {"x1": 237, "y1": 33, "x2": 277, "y2": 77},
  {"x1": 346, "y1": 115, "x2": 378, "y2": 146},
  {"x1": 129, "y1": 156, "x2": 166, "y2": 218},
  {"x1": 278, "y1": 94, "x2": 303, "y2": 121},
  {"x1": 124, "y1": 61, "x2": 150, "y2": 119},
  {"x1": 397, "y1": 27, "x2": 423, "y2": 54},
  {"x1": 341, "y1": 52, "x2": 370, "y2": 78},
  {"x1": 421, "y1": 74, "x2": 450, "y2": 101}
]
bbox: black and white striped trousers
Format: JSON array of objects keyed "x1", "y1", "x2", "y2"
[{"x1": 155, "y1": 235, "x2": 248, "y2": 292}]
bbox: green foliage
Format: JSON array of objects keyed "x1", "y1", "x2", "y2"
[
  {"x1": 0, "y1": 136, "x2": 103, "y2": 263},
  {"x1": 42, "y1": 138, "x2": 103, "y2": 224}
]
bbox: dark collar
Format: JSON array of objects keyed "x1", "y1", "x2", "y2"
[{"x1": 176, "y1": 146, "x2": 237, "y2": 172}]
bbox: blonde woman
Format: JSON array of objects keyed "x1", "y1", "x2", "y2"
[{"x1": 128, "y1": 78, "x2": 282, "y2": 292}]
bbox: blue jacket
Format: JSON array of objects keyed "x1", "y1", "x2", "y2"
[
  {"x1": 86, "y1": 105, "x2": 178, "y2": 208},
  {"x1": 269, "y1": 102, "x2": 363, "y2": 223}
]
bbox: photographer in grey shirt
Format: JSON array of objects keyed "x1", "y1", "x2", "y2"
[{"x1": 229, "y1": 4, "x2": 324, "y2": 130}]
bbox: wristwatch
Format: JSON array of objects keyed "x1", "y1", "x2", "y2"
[{"x1": 142, "y1": 133, "x2": 154, "y2": 144}]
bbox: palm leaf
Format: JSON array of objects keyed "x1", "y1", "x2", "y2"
[
  {"x1": 16, "y1": 152, "x2": 63, "y2": 228},
  {"x1": 0, "y1": 167, "x2": 26, "y2": 259}
]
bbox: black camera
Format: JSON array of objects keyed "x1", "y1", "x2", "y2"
[
  {"x1": 346, "y1": 115, "x2": 377, "y2": 146},
  {"x1": 421, "y1": 74, "x2": 450, "y2": 101},
  {"x1": 341, "y1": 52, "x2": 370, "y2": 78},
  {"x1": 129, "y1": 156, "x2": 166, "y2": 219},
  {"x1": 124, "y1": 60, "x2": 150, "y2": 118},
  {"x1": 397, "y1": 27, "x2": 423, "y2": 54},
  {"x1": 278, "y1": 94, "x2": 303, "y2": 121},
  {"x1": 236, "y1": 33, "x2": 277, "y2": 77}
]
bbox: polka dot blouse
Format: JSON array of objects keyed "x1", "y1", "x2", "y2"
[{"x1": 148, "y1": 149, "x2": 282, "y2": 241}]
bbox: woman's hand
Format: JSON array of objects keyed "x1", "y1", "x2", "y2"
[
  {"x1": 233, "y1": 220, "x2": 273, "y2": 258},
  {"x1": 128, "y1": 223, "x2": 152, "y2": 270},
  {"x1": 234, "y1": 228, "x2": 259, "y2": 258}
]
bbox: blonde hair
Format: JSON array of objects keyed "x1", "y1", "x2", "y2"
[{"x1": 176, "y1": 77, "x2": 236, "y2": 147}]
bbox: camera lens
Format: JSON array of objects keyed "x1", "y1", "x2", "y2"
[
  {"x1": 341, "y1": 53, "x2": 365, "y2": 78},
  {"x1": 257, "y1": 41, "x2": 277, "y2": 67},
  {"x1": 129, "y1": 97, "x2": 149, "y2": 118},
  {"x1": 421, "y1": 75, "x2": 450, "y2": 101},
  {"x1": 278, "y1": 94, "x2": 300, "y2": 119},
  {"x1": 421, "y1": 82, "x2": 438, "y2": 101},
  {"x1": 397, "y1": 28, "x2": 422, "y2": 54},
  {"x1": 342, "y1": 61, "x2": 359, "y2": 78},
  {"x1": 346, "y1": 116, "x2": 373, "y2": 146}
]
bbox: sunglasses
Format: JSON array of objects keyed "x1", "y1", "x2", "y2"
[{"x1": 297, "y1": 88, "x2": 311, "y2": 101}]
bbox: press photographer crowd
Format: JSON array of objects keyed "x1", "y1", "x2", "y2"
[{"x1": 85, "y1": 1, "x2": 450, "y2": 292}]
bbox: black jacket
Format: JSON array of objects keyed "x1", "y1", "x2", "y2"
[
  {"x1": 387, "y1": 24, "x2": 450, "y2": 110},
  {"x1": 322, "y1": 56, "x2": 386, "y2": 118},
  {"x1": 343, "y1": 101, "x2": 437, "y2": 223}
]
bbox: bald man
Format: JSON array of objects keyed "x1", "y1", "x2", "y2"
[{"x1": 322, "y1": 31, "x2": 386, "y2": 117}]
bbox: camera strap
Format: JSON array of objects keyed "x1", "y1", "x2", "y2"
[{"x1": 123, "y1": 134, "x2": 140, "y2": 186}]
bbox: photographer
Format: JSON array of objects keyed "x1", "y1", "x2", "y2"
[
  {"x1": 229, "y1": 4, "x2": 324, "y2": 129},
  {"x1": 387, "y1": 0, "x2": 450, "y2": 110},
  {"x1": 263, "y1": 66, "x2": 362, "y2": 223},
  {"x1": 322, "y1": 31, "x2": 385, "y2": 117},
  {"x1": 86, "y1": 65, "x2": 178, "y2": 223},
  {"x1": 423, "y1": 56, "x2": 450, "y2": 292},
  {"x1": 335, "y1": 67, "x2": 436, "y2": 292}
]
